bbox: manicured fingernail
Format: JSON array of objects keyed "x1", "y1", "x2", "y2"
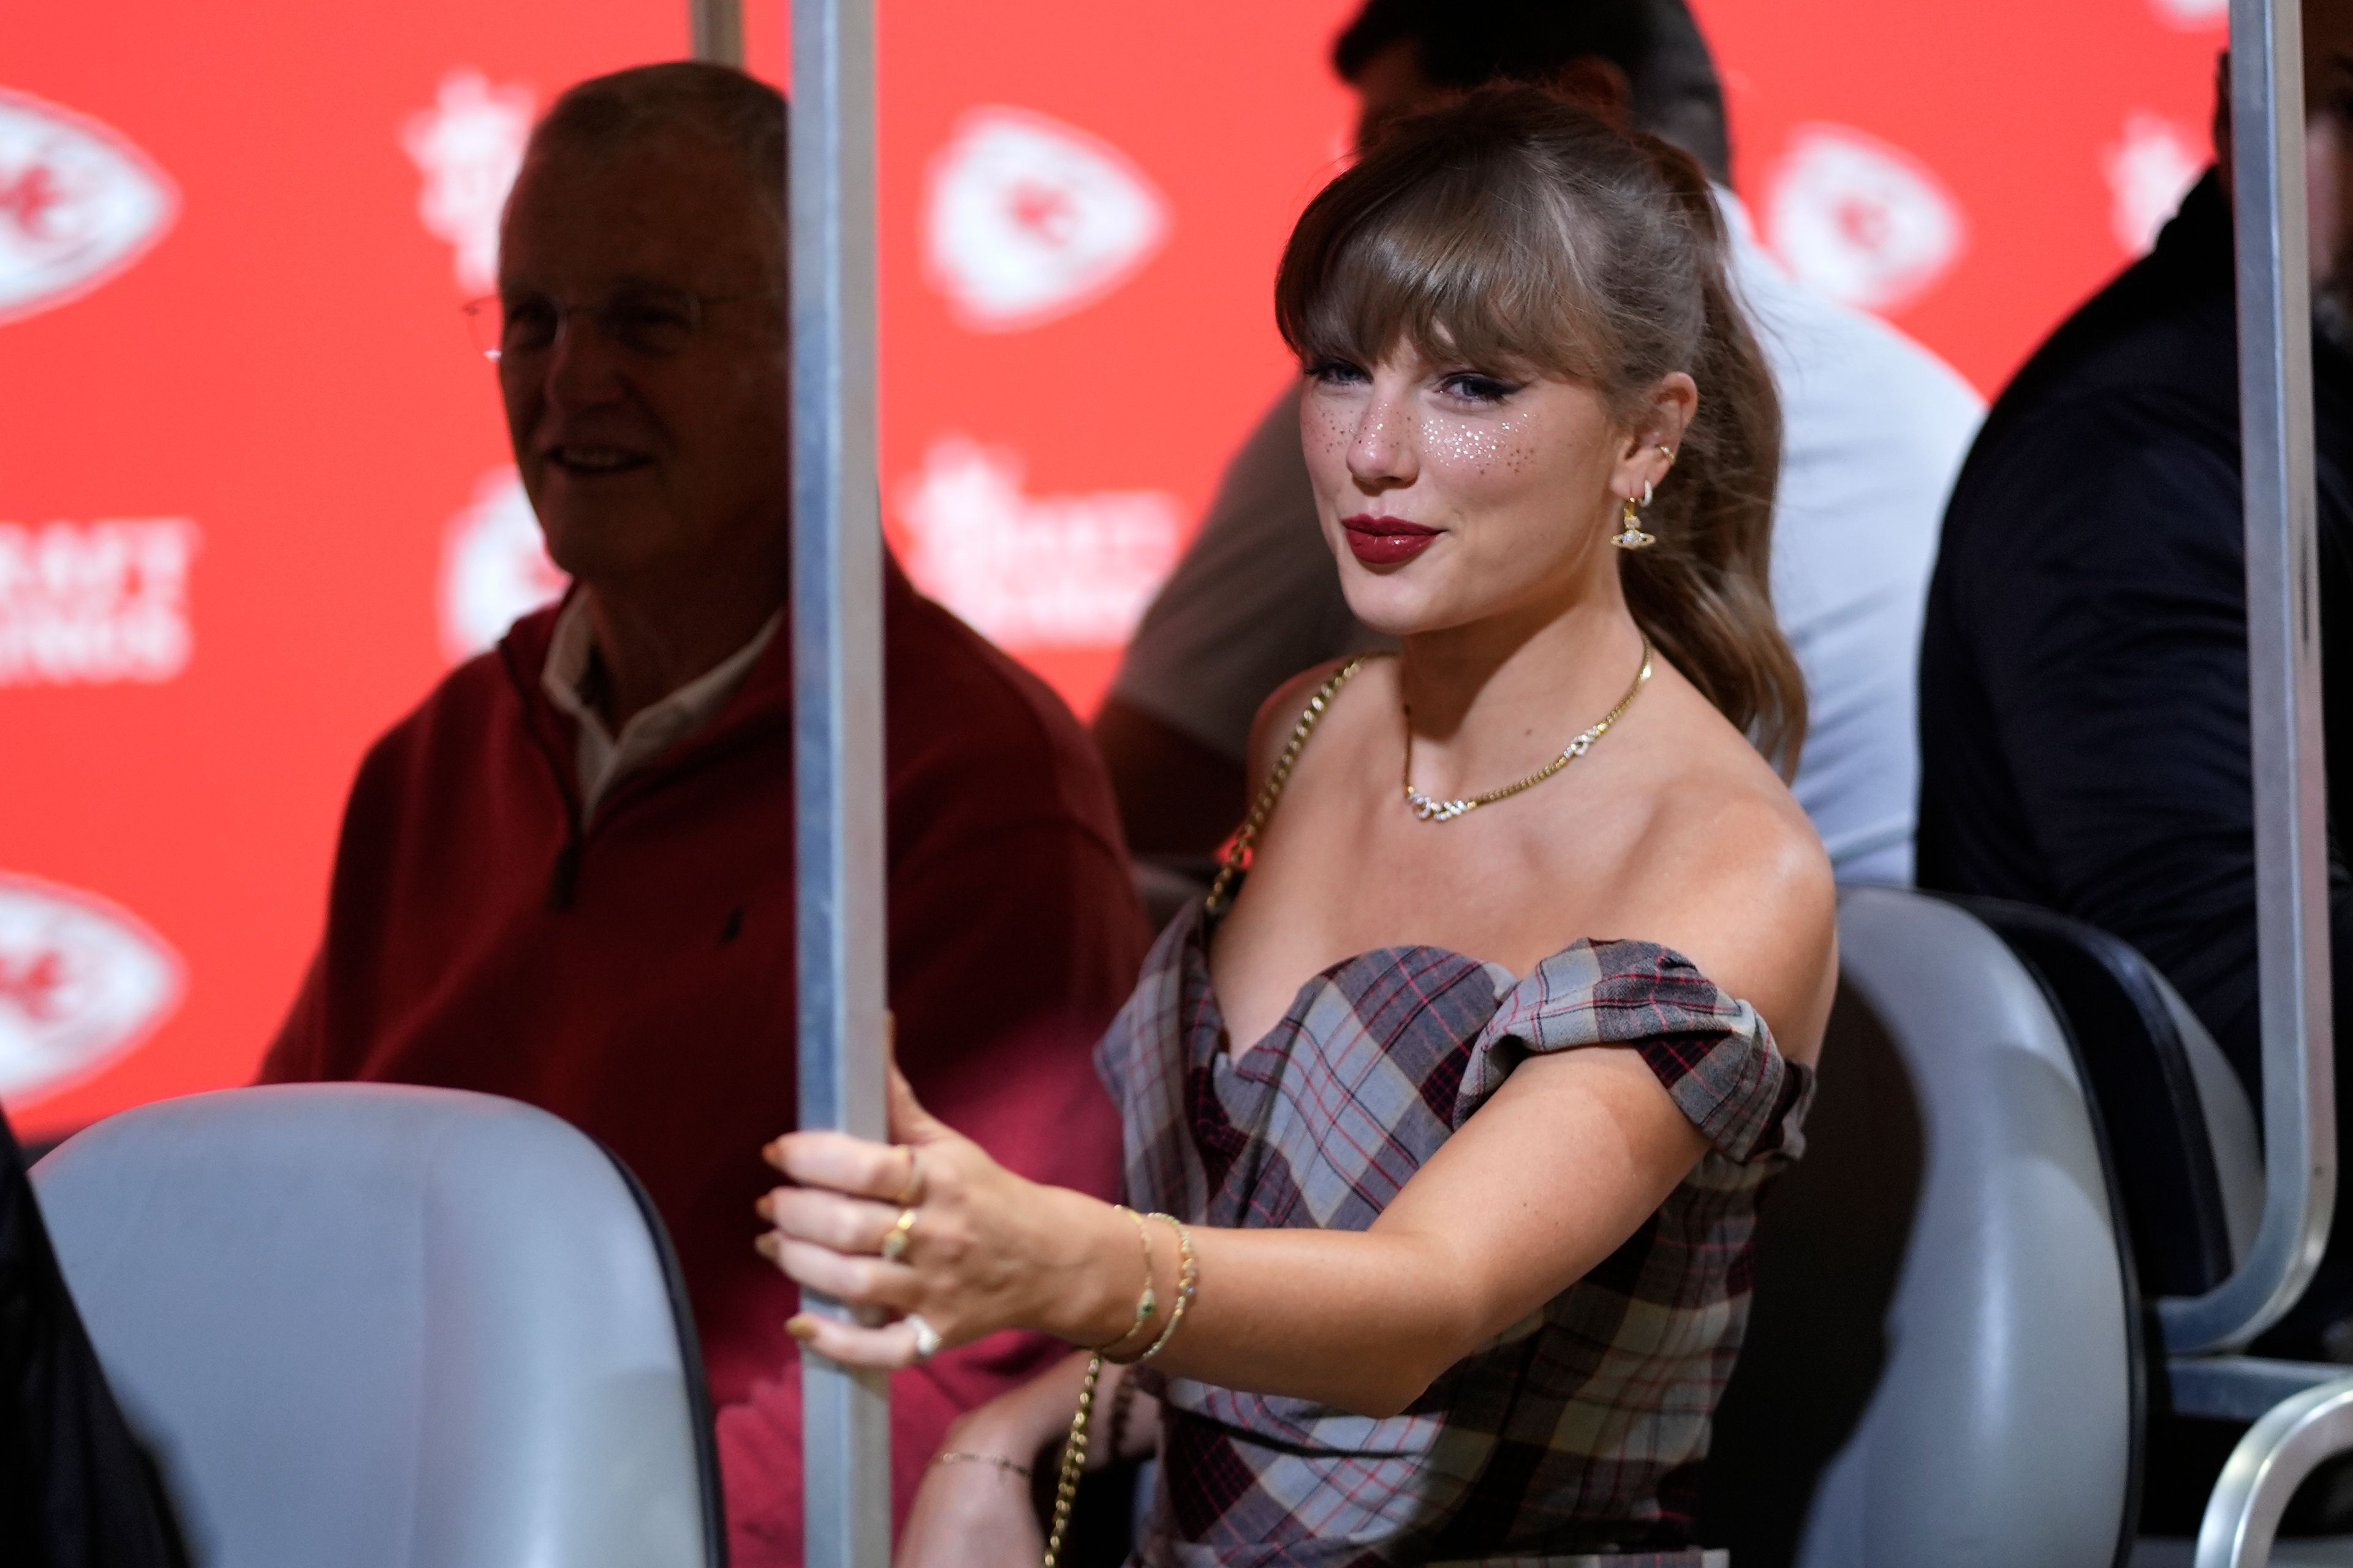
[
  {"x1": 754, "y1": 1233, "x2": 781, "y2": 1263},
  {"x1": 786, "y1": 1314, "x2": 819, "y2": 1342},
  {"x1": 754, "y1": 1193, "x2": 773, "y2": 1222}
]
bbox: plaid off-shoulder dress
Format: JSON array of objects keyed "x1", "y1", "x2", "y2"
[{"x1": 1096, "y1": 895, "x2": 1813, "y2": 1568}]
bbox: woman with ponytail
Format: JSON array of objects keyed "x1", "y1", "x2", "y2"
[{"x1": 762, "y1": 87, "x2": 1834, "y2": 1567}]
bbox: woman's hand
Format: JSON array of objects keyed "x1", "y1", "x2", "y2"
[{"x1": 757, "y1": 1063, "x2": 1129, "y2": 1368}]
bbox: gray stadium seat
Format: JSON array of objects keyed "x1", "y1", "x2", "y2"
[
  {"x1": 1953, "y1": 896, "x2": 2263, "y2": 1295},
  {"x1": 30, "y1": 1083, "x2": 723, "y2": 1568},
  {"x1": 1131, "y1": 857, "x2": 1212, "y2": 934},
  {"x1": 1947, "y1": 901, "x2": 2353, "y2": 1568},
  {"x1": 1703, "y1": 886, "x2": 2140, "y2": 1567}
]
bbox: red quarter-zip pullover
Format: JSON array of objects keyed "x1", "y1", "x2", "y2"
[{"x1": 262, "y1": 561, "x2": 1149, "y2": 1562}]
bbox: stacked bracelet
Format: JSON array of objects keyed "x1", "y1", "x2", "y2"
[
  {"x1": 1093, "y1": 1203, "x2": 1159, "y2": 1357},
  {"x1": 1050, "y1": 1212, "x2": 1199, "y2": 1568},
  {"x1": 1120, "y1": 1213, "x2": 1198, "y2": 1365}
]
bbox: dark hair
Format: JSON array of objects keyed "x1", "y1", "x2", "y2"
[
  {"x1": 1333, "y1": 0, "x2": 1729, "y2": 184},
  {"x1": 1275, "y1": 86, "x2": 1803, "y2": 774},
  {"x1": 1335, "y1": 0, "x2": 1650, "y2": 89},
  {"x1": 526, "y1": 62, "x2": 787, "y2": 232}
]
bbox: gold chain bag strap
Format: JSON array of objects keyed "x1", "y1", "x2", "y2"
[
  {"x1": 1048, "y1": 664, "x2": 1361, "y2": 1563},
  {"x1": 1042, "y1": 1216, "x2": 1199, "y2": 1568},
  {"x1": 1204, "y1": 656, "x2": 1373, "y2": 914}
]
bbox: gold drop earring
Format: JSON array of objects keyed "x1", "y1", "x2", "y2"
[{"x1": 1612, "y1": 479, "x2": 1657, "y2": 551}]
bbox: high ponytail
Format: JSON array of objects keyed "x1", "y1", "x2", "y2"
[
  {"x1": 1275, "y1": 86, "x2": 1807, "y2": 775},
  {"x1": 1616, "y1": 134, "x2": 1802, "y2": 775}
]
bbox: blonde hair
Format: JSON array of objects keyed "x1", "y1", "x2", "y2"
[{"x1": 1274, "y1": 85, "x2": 1804, "y2": 775}]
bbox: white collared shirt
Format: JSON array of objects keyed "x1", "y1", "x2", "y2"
[
  {"x1": 1711, "y1": 187, "x2": 1985, "y2": 882},
  {"x1": 541, "y1": 594, "x2": 782, "y2": 822}
]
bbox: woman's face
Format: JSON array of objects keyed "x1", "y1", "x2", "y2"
[{"x1": 1300, "y1": 341, "x2": 1687, "y2": 638}]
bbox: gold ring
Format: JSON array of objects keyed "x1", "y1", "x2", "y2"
[
  {"x1": 892, "y1": 1146, "x2": 925, "y2": 1207},
  {"x1": 880, "y1": 1206, "x2": 918, "y2": 1263}
]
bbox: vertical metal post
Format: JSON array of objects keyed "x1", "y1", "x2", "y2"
[
  {"x1": 2163, "y1": 0, "x2": 2338, "y2": 1352},
  {"x1": 691, "y1": 0, "x2": 745, "y2": 66},
  {"x1": 790, "y1": 0, "x2": 890, "y2": 1564}
]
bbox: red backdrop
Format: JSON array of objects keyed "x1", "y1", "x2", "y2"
[{"x1": 1, "y1": 0, "x2": 2228, "y2": 1135}]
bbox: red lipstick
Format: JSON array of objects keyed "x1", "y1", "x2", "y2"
[{"x1": 1341, "y1": 514, "x2": 1441, "y2": 566}]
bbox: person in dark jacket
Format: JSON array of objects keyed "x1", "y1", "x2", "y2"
[
  {"x1": 1916, "y1": 10, "x2": 2353, "y2": 1347},
  {"x1": 0, "y1": 1108, "x2": 185, "y2": 1568},
  {"x1": 259, "y1": 64, "x2": 1150, "y2": 1563}
]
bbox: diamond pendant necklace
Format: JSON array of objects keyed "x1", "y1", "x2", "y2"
[{"x1": 1400, "y1": 639, "x2": 1654, "y2": 823}]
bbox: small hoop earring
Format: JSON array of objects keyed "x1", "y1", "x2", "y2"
[
  {"x1": 1656, "y1": 444, "x2": 1677, "y2": 465},
  {"x1": 1612, "y1": 493, "x2": 1656, "y2": 551}
]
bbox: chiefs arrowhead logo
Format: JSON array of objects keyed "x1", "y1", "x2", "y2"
[
  {"x1": 438, "y1": 466, "x2": 566, "y2": 661},
  {"x1": 0, "y1": 90, "x2": 177, "y2": 325},
  {"x1": 402, "y1": 69, "x2": 534, "y2": 295},
  {"x1": 1764, "y1": 124, "x2": 1965, "y2": 315},
  {"x1": 0, "y1": 873, "x2": 183, "y2": 1103},
  {"x1": 895, "y1": 434, "x2": 1180, "y2": 646},
  {"x1": 925, "y1": 107, "x2": 1169, "y2": 333}
]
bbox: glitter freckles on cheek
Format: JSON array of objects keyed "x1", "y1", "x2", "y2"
[{"x1": 1427, "y1": 416, "x2": 1536, "y2": 480}]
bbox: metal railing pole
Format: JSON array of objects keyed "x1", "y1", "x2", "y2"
[
  {"x1": 690, "y1": 0, "x2": 745, "y2": 66},
  {"x1": 789, "y1": 0, "x2": 891, "y2": 1564},
  {"x1": 2161, "y1": 0, "x2": 2337, "y2": 1354}
]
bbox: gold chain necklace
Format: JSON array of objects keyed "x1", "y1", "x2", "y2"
[{"x1": 1401, "y1": 639, "x2": 1653, "y2": 822}]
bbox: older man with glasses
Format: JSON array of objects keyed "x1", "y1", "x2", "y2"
[{"x1": 260, "y1": 62, "x2": 1148, "y2": 1564}]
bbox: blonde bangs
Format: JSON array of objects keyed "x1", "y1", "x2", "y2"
[{"x1": 1277, "y1": 145, "x2": 1615, "y2": 388}]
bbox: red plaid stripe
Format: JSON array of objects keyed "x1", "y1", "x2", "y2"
[{"x1": 1099, "y1": 902, "x2": 1812, "y2": 1566}]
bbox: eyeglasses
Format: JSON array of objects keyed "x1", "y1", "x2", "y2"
[{"x1": 460, "y1": 285, "x2": 768, "y2": 362}]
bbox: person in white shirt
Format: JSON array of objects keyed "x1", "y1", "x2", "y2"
[{"x1": 1097, "y1": 0, "x2": 1984, "y2": 885}]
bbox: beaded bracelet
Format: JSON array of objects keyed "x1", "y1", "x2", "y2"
[
  {"x1": 1130, "y1": 1213, "x2": 1197, "y2": 1364},
  {"x1": 1050, "y1": 1205, "x2": 1154, "y2": 1568},
  {"x1": 1092, "y1": 1203, "x2": 1159, "y2": 1357},
  {"x1": 1051, "y1": 1214, "x2": 1197, "y2": 1567}
]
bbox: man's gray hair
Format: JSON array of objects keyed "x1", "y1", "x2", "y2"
[{"x1": 525, "y1": 61, "x2": 787, "y2": 230}]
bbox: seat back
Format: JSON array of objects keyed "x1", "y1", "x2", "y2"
[
  {"x1": 1131, "y1": 858, "x2": 1211, "y2": 935},
  {"x1": 1702, "y1": 888, "x2": 2139, "y2": 1567},
  {"x1": 31, "y1": 1083, "x2": 722, "y2": 1568},
  {"x1": 1949, "y1": 896, "x2": 2264, "y2": 1296}
]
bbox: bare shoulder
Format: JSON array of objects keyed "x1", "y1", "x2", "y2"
[
  {"x1": 1618, "y1": 690, "x2": 1838, "y2": 1062},
  {"x1": 1245, "y1": 656, "x2": 1388, "y2": 793}
]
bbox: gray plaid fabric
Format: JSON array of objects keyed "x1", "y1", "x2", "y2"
[{"x1": 1096, "y1": 900, "x2": 1812, "y2": 1567}]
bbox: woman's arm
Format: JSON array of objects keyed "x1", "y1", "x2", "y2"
[
  {"x1": 1142, "y1": 1043, "x2": 1707, "y2": 1414},
  {"x1": 763, "y1": 1040, "x2": 1708, "y2": 1418},
  {"x1": 767, "y1": 780, "x2": 1827, "y2": 1416},
  {"x1": 895, "y1": 1351, "x2": 1159, "y2": 1568},
  {"x1": 893, "y1": 1352, "x2": 1077, "y2": 1568}
]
